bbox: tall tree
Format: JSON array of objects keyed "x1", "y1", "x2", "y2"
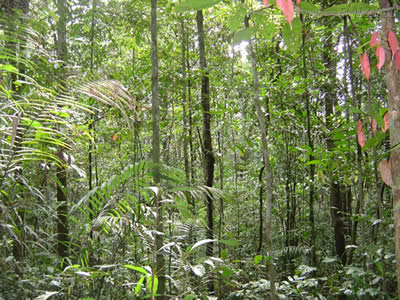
[
  {"x1": 196, "y1": 8, "x2": 215, "y2": 293},
  {"x1": 196, "y1": 9, "x2": 215, "y2": 261},
  {"x1": 55, "y1": 0, "x2": 69, "y2": 263},
  {"x1": 151, "y1": 0, "x2": 166, "y2": 298},
  {"x1": 244, "y1": 13, "x2": 277, "y2": 299},
  {"x1": 379, "y1": 0, "x2": 400, "y2": 296}
]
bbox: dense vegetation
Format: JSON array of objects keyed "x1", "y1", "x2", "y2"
[{"x1": 1, "y1": 0, "x2": 400, "y2": 299}]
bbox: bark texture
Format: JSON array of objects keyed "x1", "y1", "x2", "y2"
[{"x1": 379, "y1": 0, "x2": 400, "y2": 297}]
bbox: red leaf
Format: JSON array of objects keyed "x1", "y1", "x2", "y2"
[
  {"x1": 282, "y1": 0, "x2": 294, "y2": 27},
  {"x1": 379, "y1": 159, "x2": 392, "y2": 187},
  {"x1": 296, "y1": 0, "x2": 301, "y2": 4},
  {"x1": 388, "y1": 31, "x2": 399, "y2": 57},
  {"x1": 263, "y1": 0, "x2": 269, "y2": 7},
  {"x1": 376, "y1": 46, "x2": 385, "y2": 72},
  {"x1": 112, "y1": 134, "x2": 118, "y2": 141},
  {"x1": 395, "y1": 50, "x2": 400, "y2": 71},
  {"x1": 357, "y1": 120, "x2": 366, "y2": 147},
  {"x1": 383, "y1": 112, "x2": 389, "y2": 133},
  {"x1": 360, "y1": 53, "x2": 370, "y2": 80},
  {"x1": 370, "y1": 32, "x2": 380, "y2": 47},
  {"x1": 371, "y1": 118, "x2": 377, "y2": 136},
  {"x1": 276, "y1": 0, "x2": 283, "y2": 9}
]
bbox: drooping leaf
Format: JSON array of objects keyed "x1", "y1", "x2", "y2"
[
  {"x1": 379, "y1": 159, "x2": 392, "y2": 187},
  {"x1": 395, "y1": 50, "x2": 400, "y2": 71},
  {"x1": 123, "y1": 264, "x2": 147, "y2": 275},
  {"x1": 190, "y1": 239, "x2": 216, "y2": 251},
  {"x1": 282, "y1": 0, "x2": 294, "y2": 27},
  {"x1": 376, "y1": 46, "x2": 385, "y2": 72},
  {"x1": 360, "y1": 52, "x2": 370, "y2": 80},
  {"x1": 370, "y1": 31, "x2": 380, "y2": 47},
  {"x1": 383, "y1": 112, "x2": 389, "y2": 133},
  {"x1": 388, "y1": 31, "x2": 398, "y2": 57},
  {"x1": 191, "y1": 264, "x2": 206, "y2": 277},
  {"x1": 263, "y1": 0, "x2": 269, "y2": 7},
  {"x1": 357, "y1": 120, "x2": 366, "y2": 147},
  {"x1": 276, "y1": 0, "x2": 283, "y2": 9},
  {"x1": 298, "y1": 1, "x2": 318, "y2": 13},
  {"x1": 232, "y1": 28, "x2": 254, "y2": 45},
  {"x1": 371, "y1": 118, "x2": 377, "y2": 136},
  {"x1": 175, "y1": 0, "x2": 222, "y2": 12},
  {"x1": 147, "y1": 274, "x2": 158, "y2": 295},
  {"x1": 282, "y1": 18, "x2": 302, "y2": 53},
  {"x1": 135, "y1": 275, "x2": 145, "y2": 295}
]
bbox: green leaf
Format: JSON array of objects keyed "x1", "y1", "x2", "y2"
[
  {"x1": 299, "y1": 2, "x2": 319, "y2": 13},
  {"x1": 0, "y1": 64, "x2": 18, "y2": 72},
  {"x1": 147, "y1": 274, "x2": 158, "y2": 295},
  {"x1": 123, "y1": 264, "x2": 147, "y2": 275},
  {"x1": 305, "y1": 160, "x2": 322, "y2": 165},
  {"x1": 176, "y1": 0, "x2": 222, "y2": 12},
  {"x1": 190, "y1": 239, "x2": 216, "y2": 251},
  {"x1": 227, "y1": 7, "x2": 247, "y2": 31},
  {"x1": 220, "y1": 239, "x2": 242, "y2": 246},
  {"x1": 282, "y1": 18, "x2": 302, "y2": 53},
  {"x1": 254, "y1": 255, "x2": 263, "y2": 264},
  {"x1": 232, "y1": 28, "x2": 255, "y2": 45},
  {"x1": 135, "y1": 275, "x2": 145, "y2": 295}
]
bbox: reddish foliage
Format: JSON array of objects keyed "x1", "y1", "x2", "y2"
[
  {"x1": 376, "y1": 46, "x2": 385, "y2": 72},
  {"x1": 357, "y1": 120, "x2": 366, "y2": 148},
  {"x1": 370, "y1": 32, "x2": 380, "y2": 47},
  {"x1": 395, "y1": 50, "x2": 400, "y2": 71},
  {"x1": 360, "y1": 53, "x2": 370, "y2": 80},
  {"x1": 282, "y1": 0, "x2": 294, "y2": 27},
  {"x1": 263, "y1": 0, "x2": 269, "y2": 7},
  {"x1": 379, "y1": 159, "x2": 392, "y2": 187},
  {"x1": 383, "y1": 112, "x2": 389, "y2": 133},
  {"x1": 388, "y1": 31, "x2": 399, "y2": 57},
  {"x1": 371, "y1": 118, "x2": 377, "y2": 136}
]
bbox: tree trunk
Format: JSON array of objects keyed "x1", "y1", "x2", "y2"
[
  {"x1": 150, "y1": 0, "x2": 166, "y2": 298},
  {"x1": 196, "y1": 9, "x2": 215, "y2": 293},
  {"x1": 379, "y1": 0, "x2": 400, "y2": 297},
  {"x1": 55, "y1": 0, "x2": 69, "y2": 265},
  {"x1": 245, "y1": 15, "x2": 277, "y2": 299}
]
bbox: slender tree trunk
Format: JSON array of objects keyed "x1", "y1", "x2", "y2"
[
  {"x1": 196, "y1": 9, "x2": 215, "y2": 261},
  {"x1": 245, "y1": 15, "x2": 277, "y2": 299},
  {"x1": 300, "y1": 13, "x2": 316, "y2": 266},
  {"x1": 379, "y1": 0, "x2": 400, "y2": 297},
  {"x1": 55, "y1": 0, "x2": 69, "y2": 265},
  {"x1": 150, "y1": 0, "x2": 166, "y2": 298}
]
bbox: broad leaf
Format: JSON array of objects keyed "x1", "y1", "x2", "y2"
[
  {"x1": 395, "y1": 50, "x2": 400, "y2": 71},
  {"x1": 282, "y1": 18, "x2": 302, "y2": 53},
  {"x1": 175, "y1": 0, "x2": 222, "y2": 12},
  {"x1": 370, "y1": 32, "x2": 379, "y2": 47},
  {"x1": 282, "y1": 0, "x2": 294, "y2": 27},
  {"x1": 376, "y1": 46, "x2": 385, "y2": 72},
  {"x1": 191, "y1": 264, "x2": 206, "y2": 277},
  {"x1": 388, "y1": 31, "x2": 398, "y2": 57},
  {"x1": 383, "y1": 112, "x2": 389, "y2": 133},
  {"x1": 227, "y1": 7, "x2": 247, "y2": 31},
  {"x1": 379, "y1": 159, "x2": 392, "y2": 187},
  {"x1": 357, "y1": 120, "x2": 366, "y2": 147},
  {"x1": 371, "y1": 118, "x2": 377, "y2": 136},
  {"x1": 360, "y1": 53, "x2": 370, "y2": 80},
  {"x1": 298, "y1": 1, "x2": 318, "y2": 13},
  {"x1": 232, "y1": 28, "x2": 254, "y2": 45}
]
